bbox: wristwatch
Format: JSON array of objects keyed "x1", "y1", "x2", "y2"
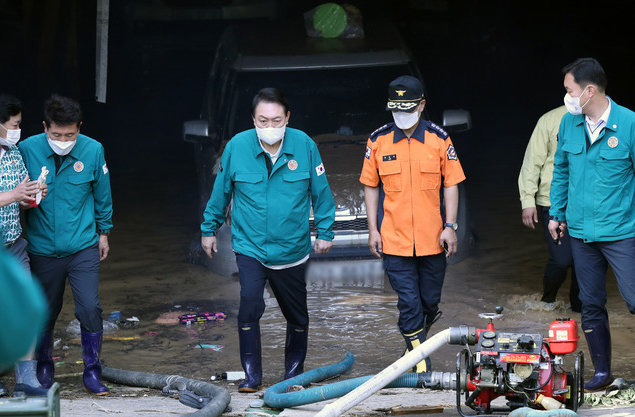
[{"x1": 444, "y1": 222, "x2": 458, "y2": 231}]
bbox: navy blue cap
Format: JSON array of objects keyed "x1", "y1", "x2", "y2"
[{"x1": 386, "y1": 75, "x2": 424, "y2": 112}]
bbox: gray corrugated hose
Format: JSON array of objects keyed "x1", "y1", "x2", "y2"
[{"x1": 102, "y1": 366, "x2": 231, "y2": 417}]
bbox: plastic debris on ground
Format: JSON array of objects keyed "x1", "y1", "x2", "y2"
[
  {"x1": 107, "y1": 311, "x2": 122, "y2": 321},
  {"x1": 66, "y1": 319, "x2": 119, "y2": 335},
  {"x1": 179, "y1": 312, "x2": 227, "y2": 324},
  {"x1": 195, "y1": 344, "x2": 223, "y2": 351},
  {"x1": 210, "y1": 371, "x2": 245, "y2": 381},
  {"x1": 585, "y1": 378, "x2": 635, "y2": 407}
]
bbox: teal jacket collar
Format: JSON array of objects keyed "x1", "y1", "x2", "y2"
[{"x1": 571, "y1": 97, "x2": 618, "y2": 134}]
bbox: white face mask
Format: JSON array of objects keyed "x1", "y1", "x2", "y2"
[
  {"x1": 47, "y1": 136, "x2": 77, "y2": 155},
  {"x1": 0, "y1": 124, "x2": 20, "y2": 146},
  {"x1": 255, "y1": 126, "x2": 286, "y2": 145},
  {"x1": 392, "y1": 111, "x2": 420, "y2": 130},
  {"x1": 563, "y1": 86, "x2": 590, "y2": 115}
]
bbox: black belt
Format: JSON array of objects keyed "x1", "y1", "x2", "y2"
[{"x1": 4, "y1": 240, "x2": 16, "y2": 248}]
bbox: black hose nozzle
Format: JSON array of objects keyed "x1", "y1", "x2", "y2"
[{"x1": 448, "y1": 326, "x2": 478, "y2": 346}]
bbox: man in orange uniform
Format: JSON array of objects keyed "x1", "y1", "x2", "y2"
[{"x1": 360, "y1": 76, "x2": 466, "y2": 372}]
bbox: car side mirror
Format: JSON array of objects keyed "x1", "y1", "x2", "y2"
[
  {"x1": 442, "y1": 109, "x2": 472, "y2": 134},
  {"x1": 183, "y1": 119, "x2": 219, "y2": 144}
]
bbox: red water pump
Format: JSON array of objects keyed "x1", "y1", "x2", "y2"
[{"x1": 454, "y1": 306, "x2": 584, "y2": 416}]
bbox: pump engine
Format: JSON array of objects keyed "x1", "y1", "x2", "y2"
[
  {"x1": 419, "y1": 307, "x2": 585, "y2": 415},
  {"x1": 453, "y1": 306, "x2": 584, "y2": 415}
]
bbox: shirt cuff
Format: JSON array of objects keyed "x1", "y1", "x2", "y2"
[
  {"x1": 520, "y1": 197, "x2": 536, "y2": 210},
  {"x1": 201, "y1": 228, "x2": 216, "y2": 237},
  {"x1": 316, "y1": 232, "x2": 334, "y2": 241},
  {"x1": 548, "y1": 208, "x2": 566, "y2": 222}
]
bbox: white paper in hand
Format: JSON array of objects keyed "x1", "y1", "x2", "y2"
[{"x1": 35, "y1": 166, "x2": 49, "y2": 205}]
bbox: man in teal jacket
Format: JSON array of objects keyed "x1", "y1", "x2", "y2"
[
  {"x1": 549, "y1": 58, "x2": 635, "y2": 392},
  {"x1": 19, "y1": 95, "x2": 113, "y2": 395},
  {"x1": 201, "y1": 88, "x2": 335, "y2": 392}
]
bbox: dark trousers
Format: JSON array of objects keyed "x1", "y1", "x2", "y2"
[
  {"x1": 383, "y1": 253, "x2": 446, "y2": 333},
  {"x1": 539, "y1": 206, "x2": 580, "y2": 309},
  {"x1": 235, "y1": 253, "x2": 309, "y2": 327},
  {"x1": 8, "y1": 237, "x2": 30, "y2": 271},
  {"x1": 30, "y1": 243, "x2": 103, "y2": 333},
  {"x1": 570, "y1": 237, "x2": 635, "y2": 328}
]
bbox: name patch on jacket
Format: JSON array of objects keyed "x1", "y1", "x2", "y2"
[{"x1": 382, "y1": 154, "x2": 397, "y2": 161}]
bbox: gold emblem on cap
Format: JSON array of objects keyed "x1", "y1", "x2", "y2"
[{"x1": 396, "y1": 90, "x2": 406, "y2": 96}]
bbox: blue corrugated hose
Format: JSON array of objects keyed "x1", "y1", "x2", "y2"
[{"x1": 264, "y1": 352, "x2": 422, "y2": 409}]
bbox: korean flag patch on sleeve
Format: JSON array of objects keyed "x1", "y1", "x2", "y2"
[
  {"x1": 446, "y1": 144, "x2": 458, "y2": 161},
  {"x1": 315, "y1": 163, "x2": 325, "y2": 176},
  {"x1": 364, "y1": 145, "x2": 371, "y2": 160}
]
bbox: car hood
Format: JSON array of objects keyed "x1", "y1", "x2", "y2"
[{"x1": 314, "y1": 134, "x2": 368, "y2": 216}]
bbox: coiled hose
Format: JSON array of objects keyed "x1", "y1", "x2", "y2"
[
  {"x1": 264, "y1": 352, "x2": 424, "y2": 409},
  {"x1": 102, "y1": 366, "x2": 231, "y2": 417}
]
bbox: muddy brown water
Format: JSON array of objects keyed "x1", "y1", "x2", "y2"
[{"x1": 5, "y1": 152, "x2": 633, "y2": 401}]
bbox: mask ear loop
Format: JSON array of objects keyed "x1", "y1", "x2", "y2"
[{"x1": 579, "y1": 86, "x2": 592, "y2": 110}]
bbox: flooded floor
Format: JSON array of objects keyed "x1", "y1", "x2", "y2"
[
  {"x1": 2, "y1": 5, "x2": 633, "y2": 410},
  {"x1": 16, "y1": 151, "x2": 632, "y2": 401}
]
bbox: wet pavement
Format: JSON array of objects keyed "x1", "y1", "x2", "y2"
[
  {"x1": 5, "y1": 55, "x2": 635, "y2": 417},
  {"x1": 37, "y1": 152, "x2": 635, "y2": 416},
  {"x1": 1, "y1": 3, "x2": 634, "y2": 416},
  {"x1": 58, "y1": 388, "x2": 635, "y2": 417}
]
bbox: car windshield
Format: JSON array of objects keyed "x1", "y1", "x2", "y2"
[{"x1": 229, "y1": 64, "x2": 417, "y2": 139}]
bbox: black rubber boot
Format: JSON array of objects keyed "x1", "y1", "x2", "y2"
[
  {"x1": 425, "y1": 311, "x2": 442, "y2": 334},
  {"x1": 583, "y1": 322, "x2": 614, "y2": 392},
  {"x1": 81, "y1": 331, "x2": 110, "y2": 395},
  {"x1": 35, "y1": 330, "x2": 54, "y2": 389},
  {"x1": 237, "y1": 322, "x2": 262, "y2": 393},
  {"x1": 402, "y1": 328, "x2": 431, "y2": 373},
  {"x1": 284, "y1": 324, "x2": 308, "y2": 380}
]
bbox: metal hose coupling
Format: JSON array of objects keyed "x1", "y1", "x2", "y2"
[
  {"x1": 418, "y1": 371, "x2": 457, "y2": 390},
  {"x1": 448, "y1": 326, "x2": 478, "y2": 346}
]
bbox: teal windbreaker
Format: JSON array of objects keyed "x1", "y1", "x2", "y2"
[
  {"x1": 201, "y1": 128, "x2": 335, "y2": 266},
  {"x1": 550, "y1": 98, "x2": 635, "y2": 242},
  {"x1": 19, "y1": 133, "x2": 113, "y2": 257}
]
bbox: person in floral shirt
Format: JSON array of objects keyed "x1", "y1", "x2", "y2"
[{"x1": 0, "y1": 94, "x2": 48, "y2": 397}]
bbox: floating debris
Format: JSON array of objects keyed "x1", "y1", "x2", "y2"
[
  {"x1": 179, "y1": 312, "x2": 227, "y2": 324},
  {"x1": 196, "y1": 344, "x2": 223, "y2": 351}
]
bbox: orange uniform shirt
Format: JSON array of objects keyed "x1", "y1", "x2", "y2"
[{"x1": 360, "y1": 121, "x2": 466, "y2": 257}]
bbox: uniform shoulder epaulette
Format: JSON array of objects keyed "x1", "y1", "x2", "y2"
[
  {"x1": 369, "y1": 122, "x2": 394, "y2": 142},
  {"x1": 426, "y1": 121, "x2": 449, "y2": 139}
]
